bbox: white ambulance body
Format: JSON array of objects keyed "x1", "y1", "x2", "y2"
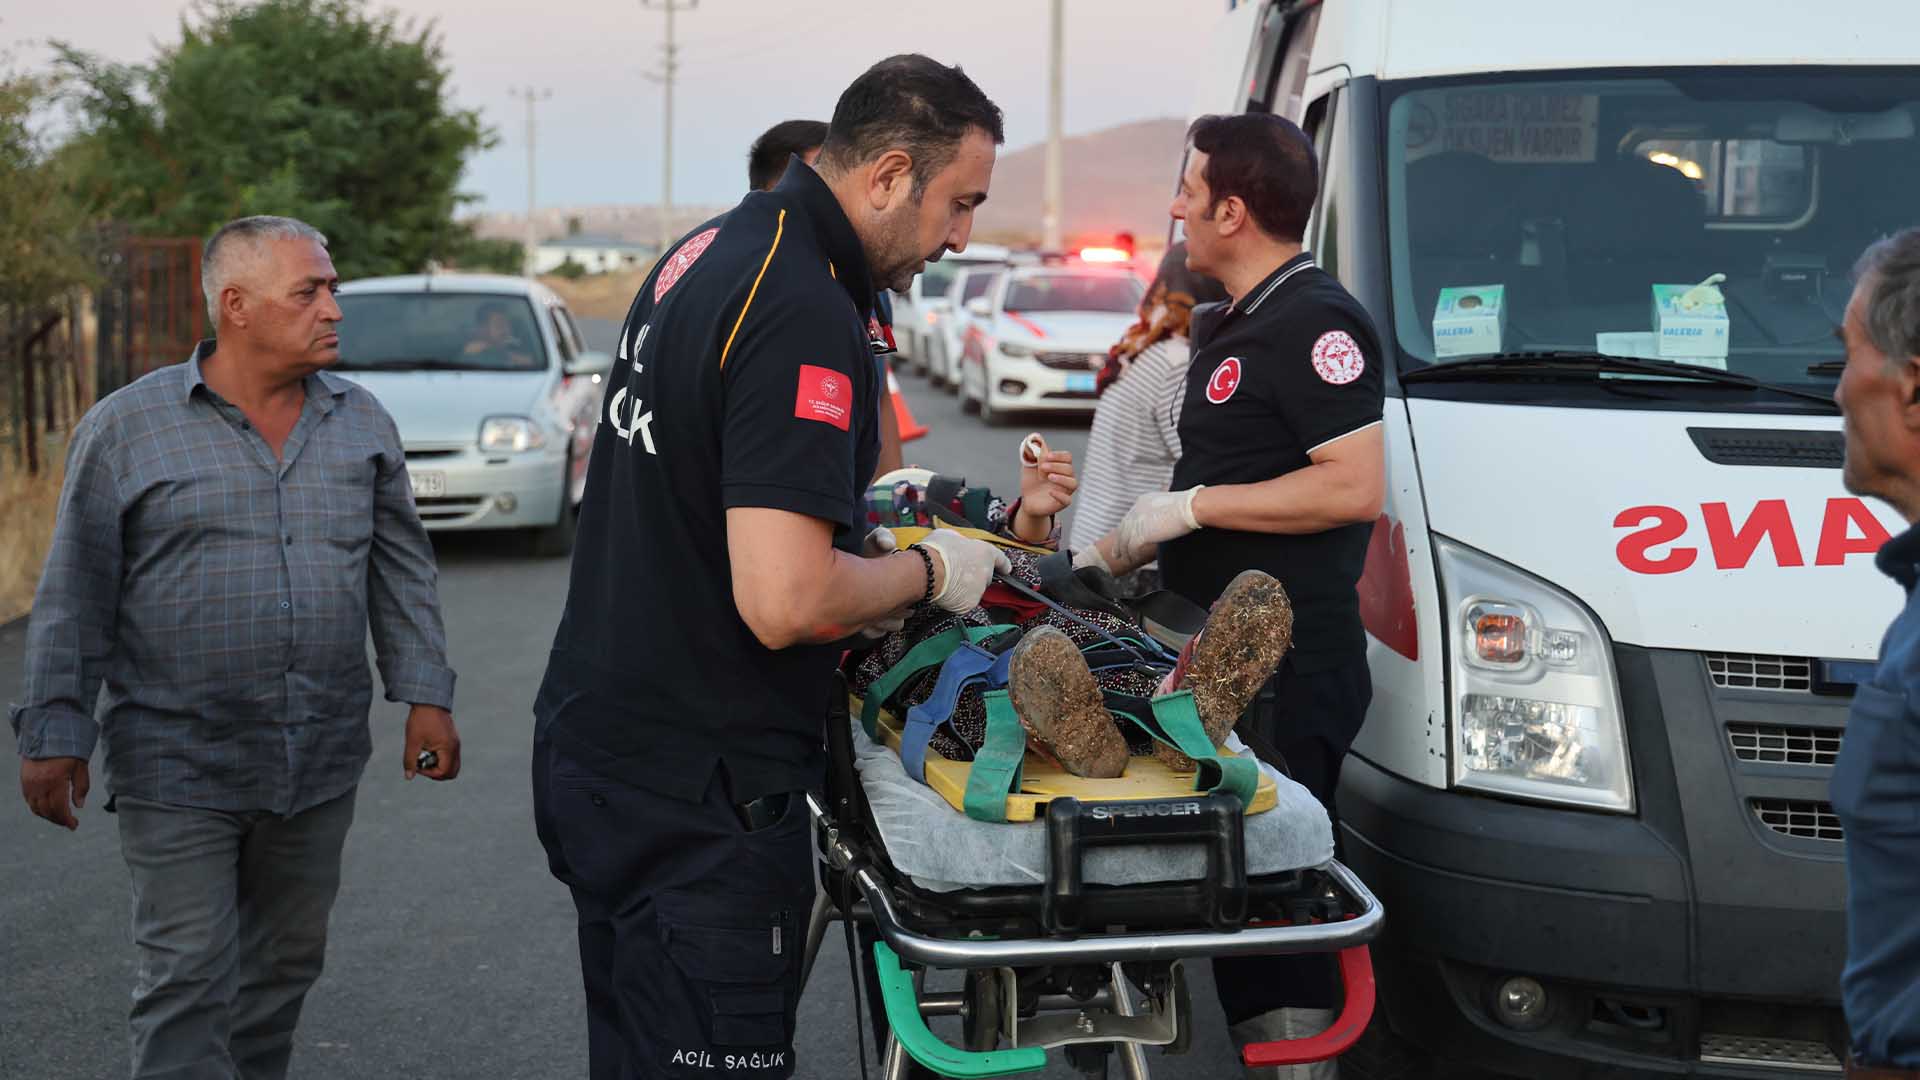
[{"x1": 1192, "y1": 2, "x2": 1916, "y2": 1075}]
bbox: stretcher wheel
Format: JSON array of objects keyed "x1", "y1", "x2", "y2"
[{"x1": 963, "y1": 968, "x2": 1003, "y2": 1052}]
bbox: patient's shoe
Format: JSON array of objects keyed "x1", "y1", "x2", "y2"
[
  {"x1": 1153, "y1": 570, "x2": 1293, "y2": 770},
  {"x1": 1007, "y1": 626, "x2": 1130, "y2": 779}
]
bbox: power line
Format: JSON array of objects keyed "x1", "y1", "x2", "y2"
[
  {"x1": 508, "y1": 86, "x2": 553, "y2": 277},
  {"x1": 641, "y1": 0, "x2": 698, "y2": 256}
]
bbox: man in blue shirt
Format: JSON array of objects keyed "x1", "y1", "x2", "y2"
[{"x1": 1833, "y1": 227, "x2": 1920, "y2": 1077}]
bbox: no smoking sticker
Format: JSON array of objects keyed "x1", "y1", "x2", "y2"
[{"x1": 1311, "y1": 330, "x2": 1365, "y2": 385}]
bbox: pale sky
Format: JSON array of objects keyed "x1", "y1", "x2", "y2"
[{"x1": 6, "y1": 0, "x2": 1229, "y2": 213}]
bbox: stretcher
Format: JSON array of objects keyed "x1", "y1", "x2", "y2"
[{"x1": 806, "y1": 598, "x2": 1385, "y2": 1078}]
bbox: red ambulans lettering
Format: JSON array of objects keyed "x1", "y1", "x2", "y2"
[{"x1": 1615, "y1": 498, "x2": 1893, "y2": 574}]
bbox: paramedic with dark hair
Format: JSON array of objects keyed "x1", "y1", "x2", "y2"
[
  {"x1": 747, "y1": 116, "x2": 904, "y2": 477},
  {"x1": 530, "y1": 55, "x2": 1007, "y2": 1080},
  {"x1": 1078, "y1": 112, "x2": 1386, "y2": 1078}
]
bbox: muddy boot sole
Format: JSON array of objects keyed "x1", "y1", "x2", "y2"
[
  {"x1": 1008, "y1": 627, "x2": 1129, "y2": 779},
  {"x1": 1180, "y1": 570, "x2": 1294, "y2": 745}
]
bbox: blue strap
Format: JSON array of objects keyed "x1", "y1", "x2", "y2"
[{"x1": 899, "y1": 645, "x2": 1015, "y2": 783}]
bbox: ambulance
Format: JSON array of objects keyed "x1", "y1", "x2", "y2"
[{"x1": 1190, "y1": 2, "x2": 1916, "y2": 1075}]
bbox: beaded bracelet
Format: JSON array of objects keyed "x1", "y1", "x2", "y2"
[{"x1": 909, "y1": 545, "x2": 936, "y2": 605}]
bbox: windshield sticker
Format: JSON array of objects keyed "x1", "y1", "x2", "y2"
[
  {"x1": 1406, "y1": 91, "x2": 1599, "y2": 164},
  {"x1": 1311, "y1": 331, "x2": 1366, "y2": 386}
]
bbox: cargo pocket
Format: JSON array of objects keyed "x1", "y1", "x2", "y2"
[{"x1": 657, "y1": 891, "x2": 796, "y2": 1052}]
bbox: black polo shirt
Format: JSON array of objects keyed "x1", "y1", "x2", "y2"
[
  {"x1": 535, "y1": 163, "x2": 881, "y2": 802},
  {"x1": 1160, "y1": 254, "x2": 1384, "y2": 673}
]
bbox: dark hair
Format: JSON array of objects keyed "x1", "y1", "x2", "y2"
[
  {"x1": 747, "y1": 119, "x2": 829, "y2": 191},
  {"x1": 1186, "y1": 113, "x2": 1318, "y2": 242},
  {"x1": 817, "y1": 54, "x2": 1005, "y2": 193}
]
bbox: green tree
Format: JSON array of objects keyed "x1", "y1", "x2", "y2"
[
  {"x1": 444, "y1": 234, "x2": 524, "y2": 275},
  {"x1": 0, "y1": 66, "x2": 96, "y2": 313},
  {"x1": 55, "y1": 0, "x2": 493, "y2": 280}
]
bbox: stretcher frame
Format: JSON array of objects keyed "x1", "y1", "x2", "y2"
[{"x1": 805, "y1": 671, "x2": 1386, "y2": 1079}]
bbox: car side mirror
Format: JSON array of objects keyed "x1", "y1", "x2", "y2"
[
  {"x1": 565, "y1": 350, "x2": 614, "y2": 377},
  {"x1": 967, "y1": 297, "x2": 992, "y2": 317}
]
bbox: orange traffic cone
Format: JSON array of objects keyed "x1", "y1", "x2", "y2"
[{"x1": 889, "y1": 365, "x2": 929, "y2": 441}]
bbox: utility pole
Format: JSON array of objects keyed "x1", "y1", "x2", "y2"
[
  {"x1": 1042, "y1": 0, "x2": 1065, "y2": 252},
  {"x1": 642, "y1": 0, "x2": 697, "y2": 257},
  {"x1": 510, "y1": 86, "x2": 552, "y2": 277}
]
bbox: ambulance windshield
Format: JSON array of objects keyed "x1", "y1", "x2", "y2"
[{"x1": 1383, "y1": 70, "x2": 1920, "y2": 393}]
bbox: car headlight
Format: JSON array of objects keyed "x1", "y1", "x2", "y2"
[
  {"x1": 1438, "y1": 535, "x2": 1633, "y2": 813},
  {"x1": 478, "y1": 415, "x2": 548, "y2": 453},
  {"x1": 999, "y1": 341, "x2": 1035, "y2": 358}
]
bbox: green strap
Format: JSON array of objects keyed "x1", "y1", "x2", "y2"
[
  {"x1": 860, "y1": 624, "x2": 1013, "y2": 739},
  {"x1": 1147, "y1": 691, "x2": 1260, "y2": 808},
  {"x1": 871, "y1": 941, "x2": 1047, "y2": 1077},
  {"x1": 962, "y1": 690, "x2": 1028, "y2": 823}
]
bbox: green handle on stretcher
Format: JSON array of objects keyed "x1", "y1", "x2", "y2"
[{"x1": 871, "y1": 942, "x2": 1048, "y2": 1078}]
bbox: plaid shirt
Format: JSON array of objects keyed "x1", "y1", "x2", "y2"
[{"x1": 8, "y1": 343, "x2": 455, "y2": 815}]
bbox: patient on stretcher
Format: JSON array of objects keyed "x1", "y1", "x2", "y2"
[{"x1": 850, "y1": 440, "x2": 1294, "y2": 782}]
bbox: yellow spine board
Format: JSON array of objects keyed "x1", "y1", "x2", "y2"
[{"x1": 854, "y1": 697, "x2": 1278, "y2": 823}]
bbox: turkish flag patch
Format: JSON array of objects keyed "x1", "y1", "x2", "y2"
[
  {"x1": 1205, "y1": 357, "x2": 1243, "y2": 405},
  {"x1": 795, "y1": 364, "x2": 852, "y2": 430}
]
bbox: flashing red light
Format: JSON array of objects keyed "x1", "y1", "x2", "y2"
[{"x1": 1078, "y1": 246, "x2": 1131, "y2": 263}]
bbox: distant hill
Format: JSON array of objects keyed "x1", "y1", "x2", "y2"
[
  {"x1": 469, "y1": 117, "x2": 1187, "y2": 252},
  {"x1": 971, "y1": 117, "x2": 1186, "y2": 247}
]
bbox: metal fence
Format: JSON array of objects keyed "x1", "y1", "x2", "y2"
[{"x1": 1, "y1": 234, "x2": 203, "y2": 478}]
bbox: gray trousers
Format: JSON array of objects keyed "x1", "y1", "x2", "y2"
[{"x1": 114, "y1": 788, "x2": 357, "y2": 1080}]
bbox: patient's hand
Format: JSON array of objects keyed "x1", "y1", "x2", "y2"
[{"x1": 1016, "y1": 443, "x2": 1078, "y2": 535}]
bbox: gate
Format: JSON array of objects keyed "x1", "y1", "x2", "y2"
[{"x1": 96, "y1": 235, "x2": 204, "y2": 395}]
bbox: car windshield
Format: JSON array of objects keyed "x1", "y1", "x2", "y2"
[
  {"x1": 1004, "y1": 274, "x2": 1142, "y2": 314},
  {"x1": 1384, "y1": 69, "x2": 1920, "y2": 392},
  {"x1": 919, "y1": 262, "x2": 960, "y2": 299},
  {"x1": 957, "y1": 272, "x2": 1002, "y2": 303},
  {"x1": 334, "y1": 292, "x2": 547, "y2": 372}
]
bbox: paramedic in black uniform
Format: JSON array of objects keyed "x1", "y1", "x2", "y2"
[
  {"x1": 1078, "y1": 113, "x2": 1386, "y2": 1076},
  {"x1": 530, "y1": 56, "x2": 1007, "y2": 1080},
  {"x1": 748, "y1": 118, "x2": 904, "y2": 477}
]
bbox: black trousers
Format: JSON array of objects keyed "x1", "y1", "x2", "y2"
[
  {"x1": 1213, "y1": 653, "x2": 1373, "y2": 1025},
  {"x1": 532, "y1": 730, "x2": 817, "y2": 1079}
]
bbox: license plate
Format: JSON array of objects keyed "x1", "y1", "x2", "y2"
[
  {"x1": 410, "y1": 471, "x2": 446, "y2": 499},
  {"x1": 1066, "y1": 372, "x2": 1097, "y2": 393}
]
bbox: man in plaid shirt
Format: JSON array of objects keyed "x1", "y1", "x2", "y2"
[{"x1": 9, "y1": 215, "x2": 460, "y2": 1080}]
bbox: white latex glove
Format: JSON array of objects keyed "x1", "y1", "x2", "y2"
[
  {"x1": 914, "y1": 530, "x2": 1013, "y2": 613},
  {"x1": 856, "y1": 611, "x2": 910, "y2": 641},
  {"x1": 1113, "y1": 487, "x2": 1204, "y2": 568},
  {"x1": 862, "y1": 527, "x2": 899, "y2": 558},
  {"x1": 1071, "y1": 544, "x2": 1113, "y2": 574}
]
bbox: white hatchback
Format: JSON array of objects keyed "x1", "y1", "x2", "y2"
[
  {"x1": 332, "y1": 274, "x2": 611, "y2": 555},
  {"x1": 955, "y1": 267, "x2": 1143, "y2": 424}
]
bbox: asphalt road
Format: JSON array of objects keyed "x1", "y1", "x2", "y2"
[{"x1": 0, "y1": 331, "x2": 1258, "y2": 1078}]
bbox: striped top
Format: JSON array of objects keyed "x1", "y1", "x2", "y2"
[{"x1": 1067, "y1": 337, "x2": 1192, "y2": 552}]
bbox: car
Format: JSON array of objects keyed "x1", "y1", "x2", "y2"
[
  {"x1": 954, "y1": 266, "x2": 1144, "y2": 424},
  {"x1": 331, "y1": 273, "x2": 612, "y2": 556},
  {"x1": 891, "y1": 243, "x2": 1008, "y2": 373},
  {"x1": 925, "y1": 265, "x2": 1008, "y2": 390}
]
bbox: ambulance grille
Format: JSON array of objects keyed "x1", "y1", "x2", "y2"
[
  {"x1": 1750, "y1": 799, "x2": 1843, "y2": 842},
  {"x1": 1686, "y1": 427, "x2": 1843, "y2": 469},
  {"x1": 1727, "y1": 724, "x2": 1842, "y2": 768},
  {"x1": 1706, "y1": 653, "x2": 1812, "y2": 692}
]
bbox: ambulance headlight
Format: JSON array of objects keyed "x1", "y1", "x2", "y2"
[
  {"x1": 1437, "y1": 536, "x2": 1633, "y2": 813},
  {"x1": 478, "y1": 415, "x2": 548, "y2": 453}
]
